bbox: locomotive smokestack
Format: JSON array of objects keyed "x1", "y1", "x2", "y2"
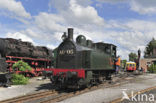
[{"x1": 68, "y1": 28, "x2": 73, "y2": 41}]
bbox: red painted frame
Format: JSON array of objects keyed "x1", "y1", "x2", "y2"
[
  {"x1": 44, "y1": 68, "x2": 85, "y2": 78},
  {"x1": 6, "y1": 56, "x2": 52, "y2": 77}
]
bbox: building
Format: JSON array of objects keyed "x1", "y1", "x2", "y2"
[
  {"x1": 140, "y1": 58, "x2": 156, "y2": 72},
  {"x1": 141, "y1": 38, "x2": 156, "y2": 72}
]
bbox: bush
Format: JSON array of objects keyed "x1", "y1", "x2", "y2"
[
  {"x1": 13, "y1": 60, "x2": 32, "y2": 71},
  {"x1": 148, "y1": 64, "x2": 156, "y2": 73},
  {"x1": 11, "y1": 74, "x2": 29, "y2": 85}
]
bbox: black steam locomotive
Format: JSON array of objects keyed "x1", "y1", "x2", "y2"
[
  {"x1": 0, "y1": 38, "x2": 53, "y2": 86},
  {"x1": 44, "y1": 28, "x2": 117, "y2": 88}
]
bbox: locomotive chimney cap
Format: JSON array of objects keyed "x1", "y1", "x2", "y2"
[{"x1": 68, "y1": 28, "x2": 73, "y2": 41}]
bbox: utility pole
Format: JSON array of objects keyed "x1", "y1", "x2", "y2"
[{"x1": 138, "y1": 49, "x2": 141, "y2": 70}]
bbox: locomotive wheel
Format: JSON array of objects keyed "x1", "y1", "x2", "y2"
[
  {"x1": 86, "y1": 80, "x2": 93, "y2": 88},
  {"x1": 86, "y1": 83, "x2": 91, "y2": 88},
  {"x1": 57, "y1": 84, "x2": 67, "y2": 90}
]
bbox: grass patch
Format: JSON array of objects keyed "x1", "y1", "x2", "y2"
[{"x1": 11, "y1": 74, "x2": 29, "y2": 85}]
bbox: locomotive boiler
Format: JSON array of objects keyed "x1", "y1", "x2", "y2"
[
  {"x1": 45, "y1": 28, "x2": 117, "y2": 88},
  {"x1": 0, "y1": 38, "x2": 52, "y2": 59}
]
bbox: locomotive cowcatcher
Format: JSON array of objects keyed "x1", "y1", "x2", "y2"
[{"x1": 44, "y1": 28, "x2": 117, "y2": 88}]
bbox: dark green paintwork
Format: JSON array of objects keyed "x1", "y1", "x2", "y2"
[
  {"x1": 52, "y1": 48, "x2": 57, "y2": 67},
  {"x1": 90, "y1": 50, "x2": 113, "y2": 70},
  {"x1": 82, "y1": 50, "x2": 114, "y2": 70}
]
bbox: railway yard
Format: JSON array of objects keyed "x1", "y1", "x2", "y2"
[
  {"x1": 1, "y1": 0, "x2": 156, "y2": 103},
  {"x1": 0, "y1": 72, "x2": 156, "y2": 103},
  {"x1": 0, "y1": 28, "x2": 156, "y2": 103}
]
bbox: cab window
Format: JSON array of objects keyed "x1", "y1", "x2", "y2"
[
  {"x1": 126, "y1": 64, "x2": 129, "y2": 67},
  {"x1": 129, "y1": 64, "x2": 132, "y2": 67}
]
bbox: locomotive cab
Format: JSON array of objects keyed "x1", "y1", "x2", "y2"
[{"x1": 94, "y1": 42, "x2": 116, "y2": 57}]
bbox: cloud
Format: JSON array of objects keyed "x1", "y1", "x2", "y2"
[
  {"x1": 3, "y1": 0, "x2": 156, "y2": 60},
  {"x1": 96, "y1": 0, "x2": 128, "y2": 4},
  {"x1": 105, "y1": 20, "x2": 156, "y2": 59},
  {"x1": 68, "y1": 0, "x2": 104, "y2": 25},
  {"x1": 124, "y1": 20, "x2": 156, "y2": 32},
  {"x1": 23, "y1": 29, "x2": 39, "y2": 38},
  {"x1": 34, "y1": 12, "x2": 65, "y2": 33},
  {"x1": 6, "y1": 32, "x2": 34, "y2": 43},
  {"x1": 29, "y1": 0, "x2": 156, "y2": 59},
  {"x1": 70, "y1": 19, "x2": 156, "y2": 59},
  {"x1": 0, "y1": 0, "x2": 31, "y2": 19},
  {"x1": 29, "y1": 0, "x2": 105, "y2": 45},
  {"x1": 96, "y1": 0, "x2": 156, "y2": 15},
  {"x1": 49, "y1": 0, "x2": 105, "y2": 28},
  {"x1": 118, "y1": 49, "x2": 130, "y2": 60},
  {"x1": 130, "y1": 0, "x2": 156, "y2": 15},
  {"x1": 46, "y1": 44, "x2": 57, "y2": 49}
]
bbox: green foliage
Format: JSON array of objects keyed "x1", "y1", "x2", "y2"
[
  {"x1": 121, "y1": 60, "x2": 127, "y2": 68},
  {"x1": 148, "y1": 64, "x2": 156, "y2": 73},
  {"x1": 129, "y1": 52, "x2": 137, "y2": 62},
  {"x1": 144, "y1": 38, "x2": 156, "y2": 57},
  {"x1": 13, "y1": 60, "x2": 32, "y2": 71},
  {"x1": 11, "y1": 74, "x2": 29, "y2": 85},
  {"x1": 122, "y1": 60, "x2": 127, "y2": 64}
]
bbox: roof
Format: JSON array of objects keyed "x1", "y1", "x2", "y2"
[{"x1": 126, "y1": 61, "x2": 136, "y2": 64}]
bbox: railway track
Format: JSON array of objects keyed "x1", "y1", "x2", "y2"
[
  {"x1": 0, "y1": 90, "x2": 58, "y2": 103},
  {"x1": 0, "y1": 72, "x2": 139, "y2": 103},
  {"x1": 40, "y1": 84, "x2": 109, "y2": 103},
  {"x1": 37, "y1": 72, "x2": 139, "y2": 103}
]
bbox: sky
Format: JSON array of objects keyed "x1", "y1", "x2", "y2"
[{"x1": 1, "y1": 0, "x2": 156, "y2": 60}]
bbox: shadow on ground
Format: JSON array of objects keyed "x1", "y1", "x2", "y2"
[
  {"x1": 35, "y1": 82, "x2": 54, "y2": 91},
  {"x1": 35, "y1": 81, "x2": 85, "y2": 93}
]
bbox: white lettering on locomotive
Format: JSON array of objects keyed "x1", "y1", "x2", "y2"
[{"x1": 59, "y1": 49, "x2": 74, "y2": 55}]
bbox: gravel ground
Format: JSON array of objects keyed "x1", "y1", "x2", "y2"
[
  {"x1": 59, "y1": 74, "x2": 156, "y2": 103},
  {"x1": 0, "y1": 77, "x2": 52, "y2": 101}
]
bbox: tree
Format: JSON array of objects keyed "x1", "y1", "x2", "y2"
[
  {"x1": 129, "y1": 52, "x2": 137, "y2": 61},
  {"x1": 148, "y1": 64, "x2": 156, "y2": 73},
  {"x1": 144, "y1": 38, "x2": 156, "y2": 57},
  {"x1": 11, "y1": 61, "x2": 31, "y2": 85},
  {"x1": 13, "y1": 60, "x2": 32, "y2": 71},
  {"x1": 121, "y1": 59, "x2": 127, "y2": 69}
]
